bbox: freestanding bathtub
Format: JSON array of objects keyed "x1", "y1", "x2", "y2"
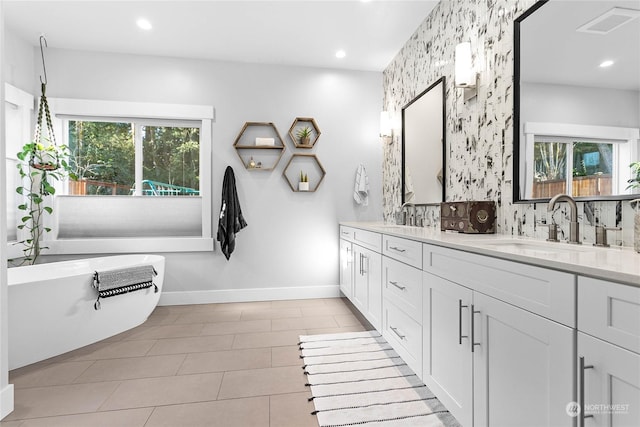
[{"x1": 8, "y1": 254, "x2": 165, "y2": 370}]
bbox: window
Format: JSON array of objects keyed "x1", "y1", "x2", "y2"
[
  {"x1": 67, "y1": 120, "x2": 200, "y2": 197},
  {"x1": 27, "y1": 97, "x2": 214, "y2": 254},
  {"x1": 533, "y1": 139, "x2": 613, "y2": 198},
  {"x1": 522, "y1": 122, "x2": 640, "y2": 199}
]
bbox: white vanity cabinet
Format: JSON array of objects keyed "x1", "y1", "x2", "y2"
[
  {"x1": 577, "y1": 277, "x2": 640, "y2": 427},
  {"x1": 423, "y1": 243, "x2": 574, "y2": 427},
  {"x1": 472, "y1": 292, "x2": 574, "y2": 427},
  {"x1": 340, "y1": 226, "x2": 382, "y2": 331},
  {"x1": 339, "y1": 238, "x2": 353, "y2": 299},
  {"x1": 353, "y1": 244, "x2": 382, "y2": 330},
  {"x1": 381, "y1": 247, "x2": 423, "y2": 377},
  {"x1": 423, "y1": 271, "x2": 473, "y2": 427}
]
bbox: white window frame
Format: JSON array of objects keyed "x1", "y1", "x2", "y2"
[
  {"x1": 39, "y1": 98, "x2": 214, "y2": 254},
  {"x1": 522, "y1": 122, "x2": 640, "y2": 199},
  {"x1": 5, "y1": 83, "x2": 34, "y2": 259}
]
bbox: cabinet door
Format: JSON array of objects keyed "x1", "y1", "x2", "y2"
[
  {"x1": 339, "y1": 239, "x2": 353, "y2": 299},
  {"x1": 473, "y1": 292, "x2": 574, "y2": 427},
  {"x1": 353, "y1": 245, "x2": 382, "y2": 330},
  {"x1": 579, "y1": 332, "x2": 640, "y2": 427},
  {"x1": 423, "y1": 271, "x2": 473, "y2": 427}
]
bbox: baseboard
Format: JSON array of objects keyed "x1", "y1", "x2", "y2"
[
  {"x1": 0, "y1": 384, "x2": 14, "y2": 420},
  {"x1": 158, "y1": 285, "x2": 341, "y2": 306}
]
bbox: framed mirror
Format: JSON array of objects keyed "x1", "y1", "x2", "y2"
[
  {"x1": 513, "y1": 0, "x2": 640, "y2": 202},
  {"x1": 401, "y1": 76, "x2": 446, "y2": 205}
]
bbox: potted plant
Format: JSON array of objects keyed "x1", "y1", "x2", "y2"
[
  {"x1": 13, "y1": 140, "x2": 72, "y2": 265},
  {"x1": 296, "y1": 126, "x2": 313, "y2": 146},
  {"x1": 298, "y1": 170, "x2": 309, "y2": 191}
]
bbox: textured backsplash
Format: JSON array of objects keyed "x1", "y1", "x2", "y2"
[{"x1": 382, "y1": 0, "x2": 638, "y2": 247}]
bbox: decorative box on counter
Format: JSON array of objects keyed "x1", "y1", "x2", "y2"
[{"x1": 440, "y1": 201, "x2": 496, "y2": 234}]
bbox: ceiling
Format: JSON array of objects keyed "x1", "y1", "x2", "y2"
[
  {"x1": 3, "y1": 0, "x2": 440, "y2": 72},
  {"x1": 520, "y1": 0, "x2": 640, "y2": 90}
]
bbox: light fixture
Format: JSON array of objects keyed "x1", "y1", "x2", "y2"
[
  {"x1": 599, "y1": 60, "x2": 614, "y2": 68},
  {"x1": 335, "y1": 50, "x2": 346, "y2": 59},
  {"x1": 454, "y1": 42, "x2": 478, "y2": 102},
  {"x1": 380, "y1": 111, "x2": 392, "y2": 139},
  {"x1": 136, "y1": 18, "x2": 152, "y2": 30}
]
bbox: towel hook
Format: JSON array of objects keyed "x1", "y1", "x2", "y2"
[{"x1": 39, "y1": 35, "x2": 48, "y2": 85}]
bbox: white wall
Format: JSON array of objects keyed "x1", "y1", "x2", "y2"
[
  {"x1": 521, "y1": 82, "x2": 640, "y2": 129},
  {"x1": 10, "y1": 43, "x2": 383, "y2": 301}
]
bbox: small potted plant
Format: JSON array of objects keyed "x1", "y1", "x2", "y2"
[
  {"x1": 298, "y1": 170, "x2": 309, "y2": 191},
  {"x1": 296, "y1": 126, "x2": 313, "y2": 146}
]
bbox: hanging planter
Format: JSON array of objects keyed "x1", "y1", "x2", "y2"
[{"x1": 11, "y1": 36, "x2": 71, "y2": 266}]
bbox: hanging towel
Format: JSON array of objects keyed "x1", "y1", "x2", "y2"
[
  {"x1": 353, "y1": 164, "x2": 369, "y2": 206},
  {"x1": 93, "y1": 265, "x2": 157, "y2": 310},
  {"x1": 217, "y1": 166, "x2": 247, "y2": 260}
]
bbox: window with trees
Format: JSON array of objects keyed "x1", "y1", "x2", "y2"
[
  {"x1": 67, "y1": 120, "x2": 200, "y2": 197},
  {"x1": 533, "y1": 139, "x2": 613, "y2": 198}
]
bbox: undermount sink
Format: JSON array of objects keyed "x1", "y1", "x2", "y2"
[{"x1": 468, "y1": 239, "x2": 602, "y2": 253}]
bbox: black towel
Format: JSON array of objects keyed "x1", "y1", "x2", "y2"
[{"x1": 217, "y1": 166, "x2": 247, "y2": 260}]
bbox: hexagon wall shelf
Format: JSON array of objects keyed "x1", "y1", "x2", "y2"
[
  {"x1": 233, "y1": 122, "x2": 285, "y2": 171},
  {"x1": 288, "y1": 117, "x2": 321, "y2": 149},
  {"x1": 282, "y1": 153, "x2": 326, "y2": 192}
]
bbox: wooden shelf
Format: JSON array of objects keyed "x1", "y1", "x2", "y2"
[
  {"x1": 288, "y1": 117, "x2": 321, "y2": 149},
  {"x1": 233, "y1": 122, "x2": 285, "y2": 171},
  {"x1": 282, "y1": 153, "x2": 326, "y2": 192}
]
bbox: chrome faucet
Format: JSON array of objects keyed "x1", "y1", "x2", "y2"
[
  {"x1": 547, "y1": 194, "x2": 580, "y2": 244},
  {"x1": 401, "y1": 202, "x2": 416, "y2": 226}
]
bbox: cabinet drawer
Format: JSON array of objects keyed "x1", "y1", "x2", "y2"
[
  {"x1": 339, "y1": 226, "x2": 354, "y2": 241},
  {"x1": 383, "y1": 299, "x2": 422, "y2": 377},
  {"x1": 382, "y1": 256, "x2": 422, "y2": 322},
  {"x1": 578, "y1": 276, "x2": 640, "y2": 354},
  {"x1": 423, "y1": 243, "x2": 575, "y2": 327},
  {"x1": 352, "y1": 228, "x2": 382, "y2": 252},
  {"x1": 383, "y1": 235, "x2": 422, "y2": 269},
  {"x1": 340, "y1": 226, "x2": 382, "y2": 252}
]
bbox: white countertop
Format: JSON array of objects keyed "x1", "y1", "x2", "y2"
[{"x1": 340, "y1": 222, "x2": 640, "y2": 287}]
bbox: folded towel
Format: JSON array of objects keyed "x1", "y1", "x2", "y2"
[
  {"x1": 255, "y1": 137, "x2": 275, "y2": 146},
  {"x1": 93, "y1": 265, "x2": 157, "y2": 310},
  {"x1": 354, "y1": 164, "x2": 369, "y2": 206}
]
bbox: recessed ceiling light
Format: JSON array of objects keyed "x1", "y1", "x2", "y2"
[
  {"x1": 336, "y1": 50, "x2": 346, "y2": 59},
  {"x1": 136, "y1": 18, "x2": 152, "y2": 30},
  {"x1": 600, "y1": 60, "x2": 614, "y2": 68}
]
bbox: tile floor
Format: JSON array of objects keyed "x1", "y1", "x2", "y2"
[{"x1": 3, "y1": 297, "x2": 370, "y2": 427}]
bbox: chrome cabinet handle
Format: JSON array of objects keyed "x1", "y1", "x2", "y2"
[
  {"x1": 579, "y1": 356, "x2": 594, "y2": 427},
  {"x1": 459, "y1": 299, "x2": 469, "y2": 345},
  {"x1": 389, "y1": 246, "x2": 406, "y2": 253},
  {"x1": 359, "y1": 253, "x2": 363, "y2": 276},
  {"x1": 341, "y1": 231, "x2": 349, "y2": 236},
  {"x1": 390, "y1": 326, "x2": 406, "y2": 340},
  {"x1": 389, "y1": 281, "x2": 406, "y2": 291},
  {"x1": 471, "y1": 304, "x2": 481, "y2": 352}
]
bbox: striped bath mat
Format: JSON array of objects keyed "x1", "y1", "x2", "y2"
[{"x1": 299, "y1": 331, "x2": 460, "y2": 427}]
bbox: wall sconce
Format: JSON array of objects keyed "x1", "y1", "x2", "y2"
[
  {"x1": 454, "y1": 42, "x2": 478, "y2": 102},
  {"x1": 380, "y1": 111, "x2": 393, "y2": 141}
]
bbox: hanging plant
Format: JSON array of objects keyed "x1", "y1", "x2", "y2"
[{"x1": 10, "y1": 36, "x2": 72, "y2": 266}]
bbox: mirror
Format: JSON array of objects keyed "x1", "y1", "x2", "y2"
[
  {"x1": 514, "y1": 0, "x2": 640, "y2": 202},
  {"x1": 402, "y1": 76, "x2": 446, "y2": 205}
]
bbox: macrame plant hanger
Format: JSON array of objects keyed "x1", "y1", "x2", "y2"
[{"x1": 31, "y1": 35, "x2": 59, "y2": 171}]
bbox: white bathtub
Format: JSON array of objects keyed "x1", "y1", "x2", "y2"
[{"x1": 8, "y1": 254, "x2": 165, "y2": 370}]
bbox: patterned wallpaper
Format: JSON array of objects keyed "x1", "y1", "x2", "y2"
[{"x1": 382, "y1": 0, "x2": 638, "y2": 247}]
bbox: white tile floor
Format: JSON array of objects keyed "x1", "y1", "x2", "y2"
[{"x1": 3, "y1": 298, "x2": 369, "y2": 427}]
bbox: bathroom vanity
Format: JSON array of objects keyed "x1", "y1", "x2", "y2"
[{"x1": 339, "y1": 222, "x2": 640, "y2": 427}]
